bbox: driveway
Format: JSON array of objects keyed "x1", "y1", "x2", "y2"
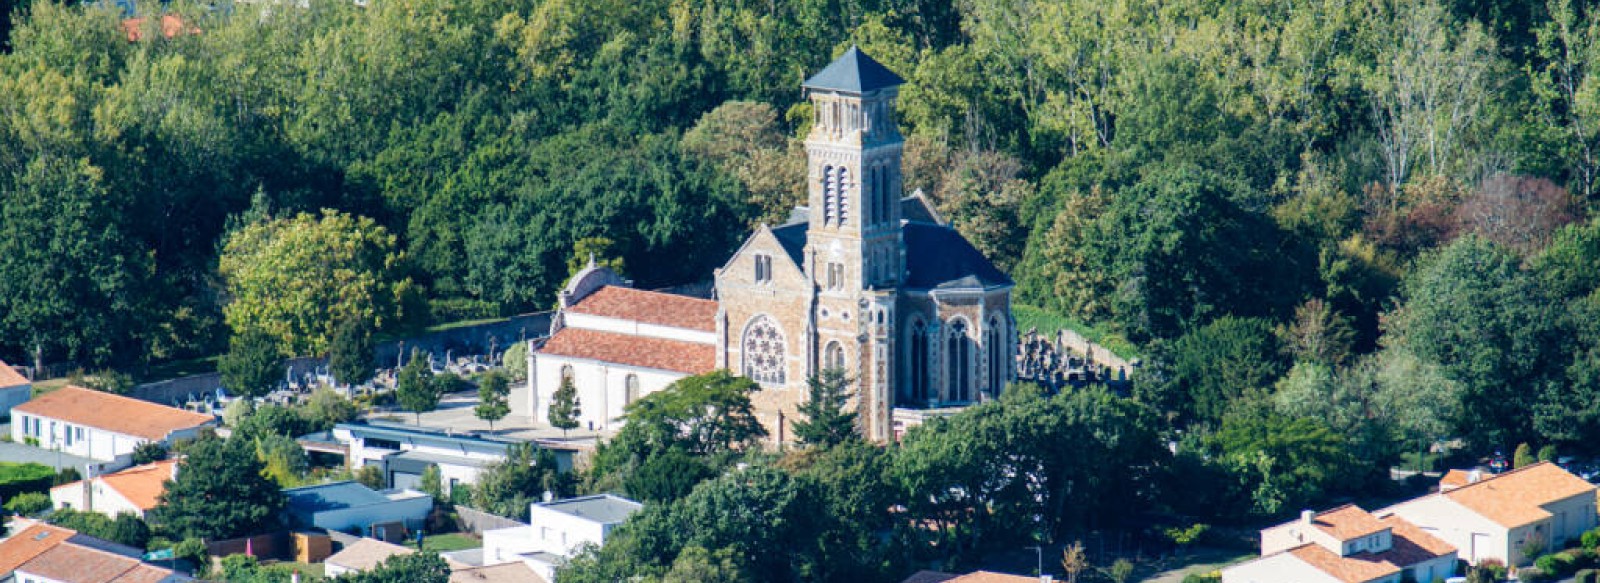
[{"x1": 0, "y1": 439, "x2": 100, "y2": 471}]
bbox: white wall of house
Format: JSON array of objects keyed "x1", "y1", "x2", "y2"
[
  {"x1": 1260, "y1": 517, "x2": 1350, "y2": 555},
  {"x1": 1540, "y1": 493, "x2": 1598, "y2": 549},
  {"x1": 1406, "y1": 552, "x2": 1458, "y2": 583},
  {"x1": 562, "y1": 313, "x2": 714, "y2": 344},
  {"x1": 48, "y1": 480, "x2": 144, "y2": 519},
  {"x1": 1385, "y1": 496, "x2": 1508, "y2": 565},
  {"x1": 529, "y1": 354, "x2": 684, "y2": 431},
  {"x1": 335, "y1": 428, "x2": 508, "y2": 474},
  {"x1": 1221, "y1": 553, "x2": 1344, "y2": 583},
  {"x1": 482, "y1": 526, "x2": 538, "y2": 566},
  {"x1": 525, "y1": 503, "x2": 611, "y2": 557}
]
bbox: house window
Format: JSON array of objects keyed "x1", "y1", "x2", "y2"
[
  {"x1": 827, "y1": 263, "x2": 844, "y2": 291},
  {"x1": 741, "y1": 316, "x2": 787, "y2": 385},
  {"x1": 364, "y1": 437, "x2": 401, "y2": 451},
  {"x1": 754, "y1": 254, "x2": 773, "y2": 284},
  {"x1": 64, "y1": 426, "x2": 72, "y2": 447},
  {"x1": 74, "y1": 427, "x2": 83, "y2": 441}
]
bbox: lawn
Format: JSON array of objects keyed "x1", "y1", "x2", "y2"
[
  {"x1": 1013, "y1": 304, "x2": 1140, "y2": 360},
  {"x1": 407, "y1": 533, "x2": 481, "y2": 553}
]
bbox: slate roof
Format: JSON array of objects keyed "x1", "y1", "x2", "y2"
[
  {"x1": 902, "y1": 223, "x2": 1013, "y2": 291},
  {"x1": 567, "y1": 286, "x2": 717, "y2": 332},
  {"x1": 771, "y1": 223, "x2": 809, "y2": 268},
  {"x1": 14, "y1": 386, "x2": 214, "y2": 441},
  {"x1": 901, "y1": 194, "x2": 942, "y2": 225},
  {"x1": 803, "y1": 46, "x2": 905, "y2": 94},
  {"x1": 284, "y1": 481, "x2": 393, "y2": 513},
  {"x1": 539, "y1": 328, "x2": 716, "y2": 375},
  {"x1": 536, "y1": 494, "x2": 642, "y2": 525}
]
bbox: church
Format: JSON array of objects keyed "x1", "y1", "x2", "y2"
[{"x1": 524, "y1": 48, "x2": 1015, "y2": 442}]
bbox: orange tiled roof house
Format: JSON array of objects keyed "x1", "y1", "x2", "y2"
[
  {"x1": 11, "y1": 386, "x2": 214, "y2": 472},
  {"x1": 1382, "y1": 461, "x2": 1599, "y2": 567},
  {"x1": 49, "y1": 460, "x2": 179, "y2": 520},
  {"x1": 1222, "y1": 505, "x2": 1458, "y2": 583},
  {"x1": 523, "y1": 48, "x2": 1015, "y2": 443}
]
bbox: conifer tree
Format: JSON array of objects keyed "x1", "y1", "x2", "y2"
[
  {"x1": 549, "y1": 377, "x2": 581, "y2": 436},
  {"x1": 793, "y1": 368, "x2": 859, "y2": 448}
]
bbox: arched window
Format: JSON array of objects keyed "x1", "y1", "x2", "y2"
[
  {"x1": 742, "y1": 316, "x2": 787, "y2": 385},
  {"x1": 824, "y1": 341, "x2": 846, "y2": 372},
  {"x1": 823, "y1": 166, "x2": 838, "y2": 225},
  {"x1": 948, "y1": 320, "x2": 970, "y2": 402},
  {"x1": 869, "y1": 166, "x2": 881, "y2": 225},
  {"x1": 625, "y1": 374, "x2": 640, "y2": 405},
  {"x1": 560, "y1": 365, "x2": 574, "y2": 386},
  {"x1": 838, "y1": 167, "x2": 851, "y2": 226},
  {"x1": 909, "y1": 320, "x2": 928, "y2": 402},
  {"x1": 987, "y1": 316, "x2": 1005, "y2": 397}
]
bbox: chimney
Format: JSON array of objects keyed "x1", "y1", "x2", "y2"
[
  {"x1": 1468, "y1": 469, "x2": 1483, "y2": 484},
  {"x1": 1041, "y1": 576, "x2": 1053, "y2": 583},
  {"x1": 1301, "y1": 509, "x2": 1316, "y2": 525}
]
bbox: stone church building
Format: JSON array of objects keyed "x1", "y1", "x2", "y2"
[{"x1": 526, "y1": 48, "x2": 1014, "y2": 442}]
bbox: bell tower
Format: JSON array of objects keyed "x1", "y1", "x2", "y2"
[{"x1": 802, "y1": 46, "x2": 906, "y2": 293}]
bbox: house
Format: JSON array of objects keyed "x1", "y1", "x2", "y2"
[
  {"x1": 481, "y1": 494, "x2": 643, "y2": 582},
  {"x1": 448, "y1": 562, "x2": 547, "y2": 583},
  {"x1": 0, "y1": 360, "x2": 31, "y2": 420},
  {"x1": 0, "y1": 522, "x2": 192, "y2": 582},
  {"x1": 283, "y1": 481, "x2": 432, "y2": 536},
  {"x1": 1382, "y1": 461, "x2": 1599, "y2": 566},
  {"x1": 323, "y1": 537, "x2": 412, "y2": 578},
  {"x1": 11, "y1": 386, "x2": 214, "y2": 471},
  {"x1": 1221, "y1": 505, "x2": 1457, "y2": 583},
  {"x1": 49, "y1": 459, "x2": 178, "y2": 520},
  {"x1": 900, "y1": 571, "x2": 1040, "y2": 583},
  {"x1": 330, "y1": 421, "x2": 574, "y2": 494},
  {"x1": 527, "y1": 276, "x2": 719, "y2": 433}
]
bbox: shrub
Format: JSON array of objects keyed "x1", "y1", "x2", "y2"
[
  {"x1": 3, "y1": 491, "x2": 50, "y2": 515},
  {"x1": 1584, "y1": 528, "x2": 1600, "y2": 550},
  {"x1": 0, "y1": 462, "x2": 57, "y2": 500},
  {"x1": 1520, "y1": 566, "x2": 1554, "y2": 583},
  {"x1": 1468, "y1": 559, "x2": 1507, "y2": 583},
  {"x1": 1565, "y1": 548, "x2": 1598, "y2": 570},
  {"x1": 1578, "y1": 569, "x2": 1599, "y2": 583},
  {"x1": 1181, "y1": 573, "x2": 1221, "y2": 583}
]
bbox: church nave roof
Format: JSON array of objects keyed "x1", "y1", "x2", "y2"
[{"x1": 539, "y1": 328, "x2": 716, "y2": 375}]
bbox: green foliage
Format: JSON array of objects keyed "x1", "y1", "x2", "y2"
[
  {"x1": 396, "y1": 351, "x2": 442, "y2": 424},
  {"x1": 792, "y1": 369, "x2": 859, "y2": 448},
  {"x1": 548, "y1": 376, "x2": 581, "y2": 434},
  {"x1": 255, "y1": 432, "x2": 310, "y2": 487},
  {"x1": 355, "y1": 464, "x2": 386, "y2": 491},
  {"x1": 131, "y1": 441, "x2": 168, "y2": 465},
  {"x1": 1142, "y1": 316, "x2": 1287, "y2": 426},
  {"x1": 340, "y1": 552, "x2": 450, "y2": 583},
  {"x1": 329, "y1": 316, "x2": 376, "y2": 387},
  {"x1": 155, "y1": 437, "x2": 287, "y2": 540},
  {"x1": 3, "y1": 491, "x2": 49, "y2": 516},
  {"x1": 303, "y1": 387, "x2": 358, "y2": 432},
  {"x1": 624, "y1": 447, "x2": 715, "y2": 504},
  {"x1": 1516, "y1": 443, "x2": 1537, "y2": 468},
  {"x1": 0, "y1": 462, "x2": 56, "y2": 500},
  {"x1": 220, "y1": 210, "x2": 413, "y2": 357},
  {"x1": 501, "y1": 343, "x2": 528, "y2": 382},
  {"x1": 219, "y1": 328, "x2": 282, "y2": 399},
  {"x1": 420, "y1": 464, "x2": 443, "y2": 502},
  {"x1": 474, "y1": 371, "x2": 511, "y2": 430},
  {"x1": 49, "y1": 509, "x2": 151, "y2": 549},
  {"x1": 1198, "y1": 411, "x2": 1357, "y2": 516},
  {"x1": 223, "y1": 399, "x2": 256, "y2": 428},
  {"x1": 235, "y1": 404, "x2": 312, "y2": 440},
  {"x1": 1539, "y1": 444, "x2": 1560, "y2": 462},
  {"x1": 469, "y1": 444, "x2": 571, "y2": 521},
  {"x1": 1584, "y1": 527, "x2": 1600, "y2": 550},
  {"x1": 1165, "y1": 523, "x2": 1209, "y2": 547}
]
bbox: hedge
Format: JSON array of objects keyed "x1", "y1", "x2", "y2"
[{"x1": 0, "y1": 462, "x2": 58, "y2": 501}]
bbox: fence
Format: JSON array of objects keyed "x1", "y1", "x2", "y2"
[
  {"x1": 454, "y1": 505, "x2": 524, "y2": 534},
  {"x1": 206, "y1": 532, "x2": 289, "y2": 560}
]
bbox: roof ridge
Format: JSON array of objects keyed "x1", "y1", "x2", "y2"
[{"x1": 1444, "y1": 460, "x2": 1553, "y2": 495}]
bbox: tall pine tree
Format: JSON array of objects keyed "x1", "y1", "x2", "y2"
[
  {"x1": 548, "y1": 376, "x2": 581, "y2": 436},
  {"x1": 793, "y1": 369, "x2": 859, "y2": 448}
]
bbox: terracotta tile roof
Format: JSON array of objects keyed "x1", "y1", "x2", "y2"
[
  {"x1": 0, "y1": 359, "x2": 28, "y2": 388},
  {"x1": 16, "y1": 541, "x2": 143, "y2": 582},
  {"x1": 121, "y1": 14, "x2": 197, "y2": 42},
  {"x1": 110, "y1": 563, "x2": 181, "y2": 582},
  {"x1": 326, "y1": 538, "x2": 413, "y2": 572},
  {"x1": 1373, "y1": 515, "x2": 1456, "y2": 565},
  {"x1": 0, "y1": 523, "x2": 76, "y2": 573},
  {"x1": 899, "y1": 571, "x2": 957, "y2": 583},
  {"x1": 61, "y1": 460, "x2": 177, "y2": 512},
  {"x1": 14, "y1": 386, "x2": 213, "y2": 441},
  {"x1": 1445, "y1": 462, "x2": 1597, "y2": 528},
  {"x1": 1289, "y1": 543, "x2": 1401, "y2": 583},
  {"x1": 1440, "y1": 469, "x2": 1474, "y2": 490},
  {"x1": 539, "y1": 328, "x2": 716, "y2": 375},
  {"x1": 944, "y1": 572, "x2": 1039, "y2": 583},
  {"x1": 1311, "y1": 504, "x2": 1391, "y2": 541},
  {"x1": 449, "y1": 562, "x2": 549, "y2": 583},
  {"x1": 567, "y1": 286, "x2": 716, "y2": 332}
]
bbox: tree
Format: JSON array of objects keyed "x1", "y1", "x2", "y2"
[
  {"x1": 548, "y1": 376, "x2": 581, "y2": 436},
  {"x1": 3, "y1": 492, "x2": 49, "y2": 516},
  {"x1": 219, "y1": 210, "x2": 414, "y2": 357},
  {"x1": 255, "y1": 433, "x2": 310, "y2": 487},
  {"x1": 475, "y1": 371, "x2": 512, "y2": 431},
  {"x1": 502, "y1": 342, "x2": 529, "y2": 381},
  {"x1": 219, "y1": 328, "x2": 282, "y2": 399},
  {"x1": 1514, "y1": 443, "x2": 1536, "y2": 468},
  {"x1": 1277, "y1": 298, "x2": 1357, "y2": 366},
  {"x1": 793, "y1": 369, "x2": 858, "y2": 448},
  {"x1": 155, "y1": 437, "x2": 286, "y2": 541},
  {"x1": 131, "y1": 441, "x2": 168, "y2": 465},
  {"x1": 303, "y1": 387, "x2": 358, "y2": 431},
  {"x1": 1165, "y1": 523, "x2": 1209, "y2": 557},
  {"x1": 329, "y1": 316, "x2": 376, "y2": 387},
  {"x1": 608, "y1": 370, "x2": 766, "y2": 458},
  {"x1": 1539, "y1": 444, "x2": 1559, "y2": 462},
  {"x1": 624, "y1": 447, "x2": 714, "y2": 503},
  {"x1": 662, "y1": 545, "x2": 752, "y2": 583},
  {"x1": 1203, "y1": 411, "x2": 1356, "y2": 516},
  {"x1": 470, "y1": 444, "x2": 570, "y2": 521},
  {"x1": 420, "y1": 464, "x2": 443, "y2": 501},
  {"x1": 1061, "y1": 541, "x2": 1088, "y2": 583},
  {"x1": 1105, "y1": 558, "x2": 1135, "y2": 583},
  {"x1": 1143, "y1": 317, "x2": 1287, "y2": 426},
  {"x1": 396, "y1": 351, "x2": 441, "y2": 425},
  {"x1": 49, "y1": 509, "x2": 151, "y2": 548},
  {"x1": 341, "y1": 552, "x2": 451, "y2": 583}
]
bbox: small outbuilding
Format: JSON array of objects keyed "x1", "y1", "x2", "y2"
[{"x1": 283, "y1": 481, "x2": 432, "y2": 535}]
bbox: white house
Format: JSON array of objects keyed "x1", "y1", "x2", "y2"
[
  {"x1": 1222, "y1": 505, "x2": 1457, "y2": 583},
  {"x1": 11, "y1": 386, "x2": 214, "y2": 471},
  {"x1": 283, "y1": 481, "x2": 432, "y2": 535},
  {"x1": 525, "y1": 265, "x2": 718, "y2": 432},
  {"x1": 0, "y1": 359, "x2": 32, "y2": 420},
  {"x1": 49, "y1": 459, "x2": 178, "y2": 520},
  {"x1": 1382, "y1": 461, "x2": 1598, "y2": 566},
  {"x1": 331, "y1": 421, "x2": 575, "y2": 495},
  {"x1": 482, "y1": 494, "x2": 643, "y2": 582}
]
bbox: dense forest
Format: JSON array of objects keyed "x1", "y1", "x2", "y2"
[{"x1": 6, "y1": 0, "x2": 1600, "y2": 520}]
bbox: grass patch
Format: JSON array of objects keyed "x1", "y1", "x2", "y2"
[
  {"x1": 1013, "y1": 304, "x2": 1140, "y2": 360},
  {"x1": 426, "y1": 317, "x2": 510, "y2": 334},
  {"x1": 407, "y1": 532, "x2": 480, "y2": 553}
]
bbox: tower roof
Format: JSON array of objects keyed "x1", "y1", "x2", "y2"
[{"x1": 803, "y1": 46, "x2": 905, "y2": 94}]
